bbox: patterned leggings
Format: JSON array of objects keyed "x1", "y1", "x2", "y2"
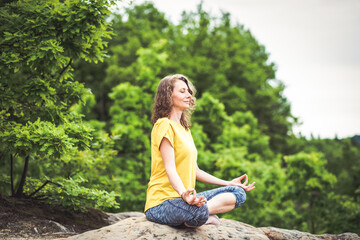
[{"x1": 145, "y1": 186, "x2": 246, "y2": 227}]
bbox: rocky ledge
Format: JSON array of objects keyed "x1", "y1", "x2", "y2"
[{"x1": 59, "y1": 212, "x2": 359, "y2": 240}]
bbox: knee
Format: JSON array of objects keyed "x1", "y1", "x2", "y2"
[
  {"x1": 233, "y1": 186, "x2": 246, "y2": 208},
  {"x1": 185, "y1": 204, "x2": 209, "y2": 227}
]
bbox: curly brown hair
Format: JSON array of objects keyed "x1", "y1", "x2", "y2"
[{"x1": 151, "y1": 74, "x2": 196, "y2": 129}]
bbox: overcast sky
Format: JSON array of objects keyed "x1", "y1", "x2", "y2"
[{"x1": 116, "y1": 0, "x2": 360, "y2": 139}]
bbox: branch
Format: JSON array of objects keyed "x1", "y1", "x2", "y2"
[
  {"x1": 28, "y1": 180, "x2": 61, "y2": 198},
  {"x1": 14, "y1": 155, "x2": 29, "y2": 198},
  {"x1": 33, "y1": 195, "x2": 48, "y2": 200},
  {"x1": 58, "y1": 58, "x2": 73, "y2": 80}
]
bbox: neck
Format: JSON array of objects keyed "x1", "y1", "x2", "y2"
[{"x1": 169, "y1": 109, "x2": 183, "y2": 124}]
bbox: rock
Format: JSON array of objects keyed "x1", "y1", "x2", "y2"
[
  {"x1": 260, "y1": 227, "x2": 360, "y2": 240},
  {"x1": 106, "y1": 212, "x2": 145, "y2": 225},
  {"x1": 59, "y1": 213, "x2": 360, "y2": 240},
  {"x1": 60, "y1": 215, "x2": 272, "y2": 240},
  {"x1": 62, "y1": 216, "x2": 268, "y2": 240}
]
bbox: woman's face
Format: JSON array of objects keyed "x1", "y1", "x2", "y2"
[{"x1": 172, "y1": 79, "x2": 192, "y2": 111}]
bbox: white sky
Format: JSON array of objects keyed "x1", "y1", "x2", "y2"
[{"x1": 115, "y1": 0, "x2": 360, "y2": 139}]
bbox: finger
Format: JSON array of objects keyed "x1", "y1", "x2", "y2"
[
  {"x1": 184, "y1": 189, "x2": 192, "y2": 197},
  {"x1": 190, "y1": 190, "x2": 197, "y2": 203},
  {"x1": 189, "y1": 194, "x2": 196, "y2": 204},
  {"x1": 191, "y1": 191, "x2": 203, "y2": 205},
  {"x1": 192, "y1": 196, "x2": 201, "y2": 205},
  {"x1": 243, "y1": 174, "x2": 248, "y2": 185},
  {"x1": 184, "y1": 189, "x2": 191, "y2": 199},
  {"x1": 197, "y1": 195, "x2": 204, "y2": 202},
  {"x1": 248, "y1": 182, "x2": 255, "y2": 188},
  {"x1": 244, "y1": 182, "x2": 255, "y2": 191},
  {"x1": 184, "y1": 189, "x2": 194, "y2": 203},
  {"x1": 192, "y1": 196, "x2": 202, "y2": 205},
  {"x1": 245, "y1": 184, "x2": 256, "y2": 191},
  {"x1": 192, "y1": 189, "x2": 197, "y2": 197},
  {"x1": 196, "y1": 198, "x2": 206, "y2": 207},
  {"x1": 237, "y1": 174, "x2": 247, "y2": 182},
  {"x1": 186, "y1": 188, "x2": 195, "y2": 194}
]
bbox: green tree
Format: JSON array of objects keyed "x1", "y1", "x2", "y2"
[
  {"x1": 0, "y1": 0, "x2": 118, "y2": 210},
  {"x1": 284, "y1": 152, "x2": 337, "y2": 233},
  {"x1": 74, "y1": 2, "x2": 170, "y2": 122},
  {"x1": 296, "y1": 137, "x2": 360, "y2": 234}
]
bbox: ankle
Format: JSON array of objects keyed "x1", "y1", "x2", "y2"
[{"x1": 205, "y1": 215, "x2": 221, "y2": 225}]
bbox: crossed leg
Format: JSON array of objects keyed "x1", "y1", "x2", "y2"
[
  {"x1": 145, "y1": 186, "x2": 246, "y2": 228},
  {"x1": 198, "y1": 186, "x2": 246, "y2": 226},
  {"x1": 184, "y1": 193, "x2": 236, "y2": 227},
  {"x1": 207, "y1": 192, "x2": 237, "y2": 214}
]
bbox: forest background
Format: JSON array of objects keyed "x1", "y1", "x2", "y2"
[{"x1": 0, "y1": 0, "x2": 359, "y2": 235}]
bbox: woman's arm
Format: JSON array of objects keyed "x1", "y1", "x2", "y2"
[
  {"x1": 160, "y1": 138, "x2": 206, "y2": 206},
  {"x1": 196, "y1": 165, "x2": 256, "y2": 191},
  {"x1": 159, "y1": 137, "x2": 187, "y2": 195},
  {"x1": 196, "y1": 165, "x2": 230, "y2": 186}
]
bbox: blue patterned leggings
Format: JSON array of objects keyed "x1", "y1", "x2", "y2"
[{"x1": 145, "y1": 186, "x2": 246, "y2": 227}]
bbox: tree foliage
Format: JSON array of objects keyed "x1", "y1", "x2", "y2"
[{"x1": 0, "y1": 0, "x2": 118, "y2": 210}]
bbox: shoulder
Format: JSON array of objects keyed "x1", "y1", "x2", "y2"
[
  {"x1": 152, "y1": 118, "x2": 175, "y2": 147},
  {"x1": 152, "y1": 117, "x2": 173, "y2": 135},
  {"x1": 154, "y1": 117, "x2": 170, "y2": 125},
  {"x1": 153, "y1": 117, "x2": 171, "y2": 129}
]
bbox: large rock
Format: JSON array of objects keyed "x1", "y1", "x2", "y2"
[
  {"x1": 62, "y1": 215, "x2": 268, "y2": 240},
  {"x1": 260, "y1": 227, "x2": 360, "y2": 240},
  {"x1": 106, "y1": 212, "x2": 145, "y2": 225},
  {"x1": 61, "y1": 213, "x2": 360, "y2": 240}
]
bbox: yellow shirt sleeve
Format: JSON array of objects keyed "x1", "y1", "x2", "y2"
[{"x1": 153, "y1": 118, "x2": 174, "y2": 148}]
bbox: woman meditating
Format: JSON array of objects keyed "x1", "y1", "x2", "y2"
[{"x1": 144, "y1": 74, "x2": 256, "y2": 227}]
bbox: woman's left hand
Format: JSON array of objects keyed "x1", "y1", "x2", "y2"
[
  {"x1": 181, "y1": 189, "x2": 207, "y2": 207},
  {"x1": 229, "y1": 174, "x2": 255, "y2": 192}
]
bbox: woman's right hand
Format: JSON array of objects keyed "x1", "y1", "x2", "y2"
[{"x1": 181, "y1": 189, "x2": 207, "y2": 207}]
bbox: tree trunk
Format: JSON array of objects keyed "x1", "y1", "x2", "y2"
[
  {"x1": 99, "y1": 82, "x2": 105, "y2": 121},
  {"x1": 10, "y1": 154, "x2": 14, "y2": 196},
  {"x1": 14, "y1": 155, "x2": 29, "y2": 198}
]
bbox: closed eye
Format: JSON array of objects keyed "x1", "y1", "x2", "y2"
[{"x1": 180, "y1": 89, "x2": 192, "y2": 95}]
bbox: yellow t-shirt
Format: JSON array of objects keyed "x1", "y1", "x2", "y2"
[{"x1": 144, "y1": 117, "x2": 197, "y2": 212}]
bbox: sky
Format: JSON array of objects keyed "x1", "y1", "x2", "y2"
[{"x1": 115, "y1": 0, "x2": 360, "y2": 139}]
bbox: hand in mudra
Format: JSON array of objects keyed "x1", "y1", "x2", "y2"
[
  {"x1": 229, "y1": 174, "x2": 256, "y2": 191},
  {"x1": 181, "y1": 189, "x2": 207, "y2": 207}
]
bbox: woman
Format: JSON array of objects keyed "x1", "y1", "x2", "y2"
[{"x1": 144, "y1": 74, "x2": 255, "y2": 227}]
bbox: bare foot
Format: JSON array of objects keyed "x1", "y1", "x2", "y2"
[{"x1": 205, "y1": 215, "x2": 220, "y2": 225}]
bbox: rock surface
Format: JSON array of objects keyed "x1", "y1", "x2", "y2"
[
  {"x1": 260, "y1": 227, "x2": 360, "y2": 240},
  {"x1": 60, "y1": 213, "x2": 360, "y2": 240},
  {"x1": 106, "y1": 212, "x2": 145, "y2": 225}
]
